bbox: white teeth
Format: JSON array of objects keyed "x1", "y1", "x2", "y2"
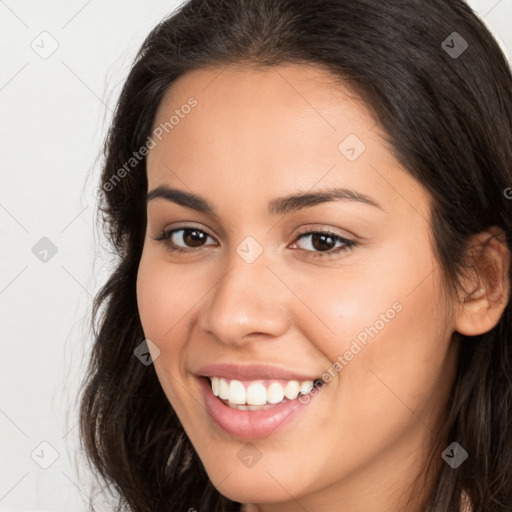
[
  {"x1": 219, "y1": 378, "x2": 230, "y2": 400},
  {"x1": 208, "y1": 377, "x2": 316, "y2": 406},
  {"x1": 246, "y1": 382, "x2": 267, "y2": 405},
  {"x1": 247, "y1": 404, "x2": 266, "y2": 411},
  {"x1": 231, "y1": 404, "x2": 249, "y2": 410},
  {"x1": 211, "y1": 377, "x2": 220, "y2": 396},
  {"x1": 300, "y1": 381, "x2": 314, "y2": 395},
  {"x1": 267, "y1": 382, "x2": 285, "y2": 404},
  {"x1": 228, "y1": 380, "x2": 246, "y2": 405},
  {"x1": 284, "y1": 380, "x2": 300, "y2": 400}
]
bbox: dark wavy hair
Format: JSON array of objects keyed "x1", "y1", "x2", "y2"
[{"x1": 79, "y1": 1, "x2": 512, "y2": 510}]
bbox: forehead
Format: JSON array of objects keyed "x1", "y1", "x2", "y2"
[
  {"x1": 146, "y1": 64, "x2": 430, "y2": 221},
  {"x1": 151, "y1": 63, "x2": 375, "y2": 144}
]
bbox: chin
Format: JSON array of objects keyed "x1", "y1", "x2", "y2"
[{"x1": 212, "y1": 478, "x2": 291, "y2": 506}]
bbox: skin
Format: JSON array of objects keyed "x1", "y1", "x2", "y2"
[{"x1": 136, "y1": 63, "x2": 510, "y2": 511}]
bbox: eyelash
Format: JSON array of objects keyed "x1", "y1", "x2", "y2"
[{"x1": 153, "y1": 225, "x2": 357, "y2": 258}]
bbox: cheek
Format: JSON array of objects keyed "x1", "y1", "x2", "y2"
[
  {"x1": 289, "y1": 254, "x2": 408, "y2": 365},
  {"x1": 136, "y1": 259, "x2": 172, "y2": 342},
  {"x1": 136, "y1": 253, "x2": 203, "y2": 411},
  {"x1": 136, "y1": 253, "x2": 203, "y2": 344},
  {"x1": 295, "y1": 238, "x2": 452, "y2": 407}
]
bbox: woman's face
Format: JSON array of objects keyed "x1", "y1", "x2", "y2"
[{"x1": 136, "y1": 64, "x2": 459, "y2": 510}]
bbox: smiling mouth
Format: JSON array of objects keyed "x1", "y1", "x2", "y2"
[{"x1": 206, "y1": 376, "x2": 323, "y2": 410}]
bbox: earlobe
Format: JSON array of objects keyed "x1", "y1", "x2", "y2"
[{"x1": 454, "y1": 227, "x2": 510, "y2": 337}]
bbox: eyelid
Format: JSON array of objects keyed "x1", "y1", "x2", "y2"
[
  {"x1": 294, "y1": 224, "x2": 354, "y2": 239},
  {"x1": 155, "y1": 221, "x2": 217, "y2": 239}
]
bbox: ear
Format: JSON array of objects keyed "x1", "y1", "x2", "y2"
[{"x1": 454, "y1": 226, "x2": 510, "y2": 337}]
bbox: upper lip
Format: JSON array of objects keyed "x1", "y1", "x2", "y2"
[{"x1": 196, "y1": 363, "x2": 320, "y2": 381}]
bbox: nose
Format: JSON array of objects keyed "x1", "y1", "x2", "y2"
[{"x1": 198, "y1": 246, "x2": 291, "y2": 346}]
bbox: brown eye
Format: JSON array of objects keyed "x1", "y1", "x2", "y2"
[
  {"x1": 180, "y1": 228, "x2": 208, "y2": 247},
  {"x1": 154, "y1": 227, "x2": 216, "y2": 252},
  {"x1": 310, "y1": 233, "x2": 336, "y2": 251},
  {"x1": 292, "y1": 230, "x2": 356, "y2": 258}
]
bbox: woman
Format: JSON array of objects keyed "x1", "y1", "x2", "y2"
[{"x1": 79, "y1": 1, "x2": 512, "y2": 510}]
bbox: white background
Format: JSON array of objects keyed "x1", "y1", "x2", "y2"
[{"x1": 1, "y1": 1, "x2": 511, "y2": 510}]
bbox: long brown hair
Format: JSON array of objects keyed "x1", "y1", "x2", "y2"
[{"x1": 79, "y1": 1, "x2": 512, "y2": 510}]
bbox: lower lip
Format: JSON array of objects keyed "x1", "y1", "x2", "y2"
[{"x1": 198, "y1": 377, "x2": 312, "y2": 439}]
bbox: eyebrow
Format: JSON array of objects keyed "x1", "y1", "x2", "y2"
[{"x1": 146, "y1": 185, "x2": 383, "y2": 215}]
